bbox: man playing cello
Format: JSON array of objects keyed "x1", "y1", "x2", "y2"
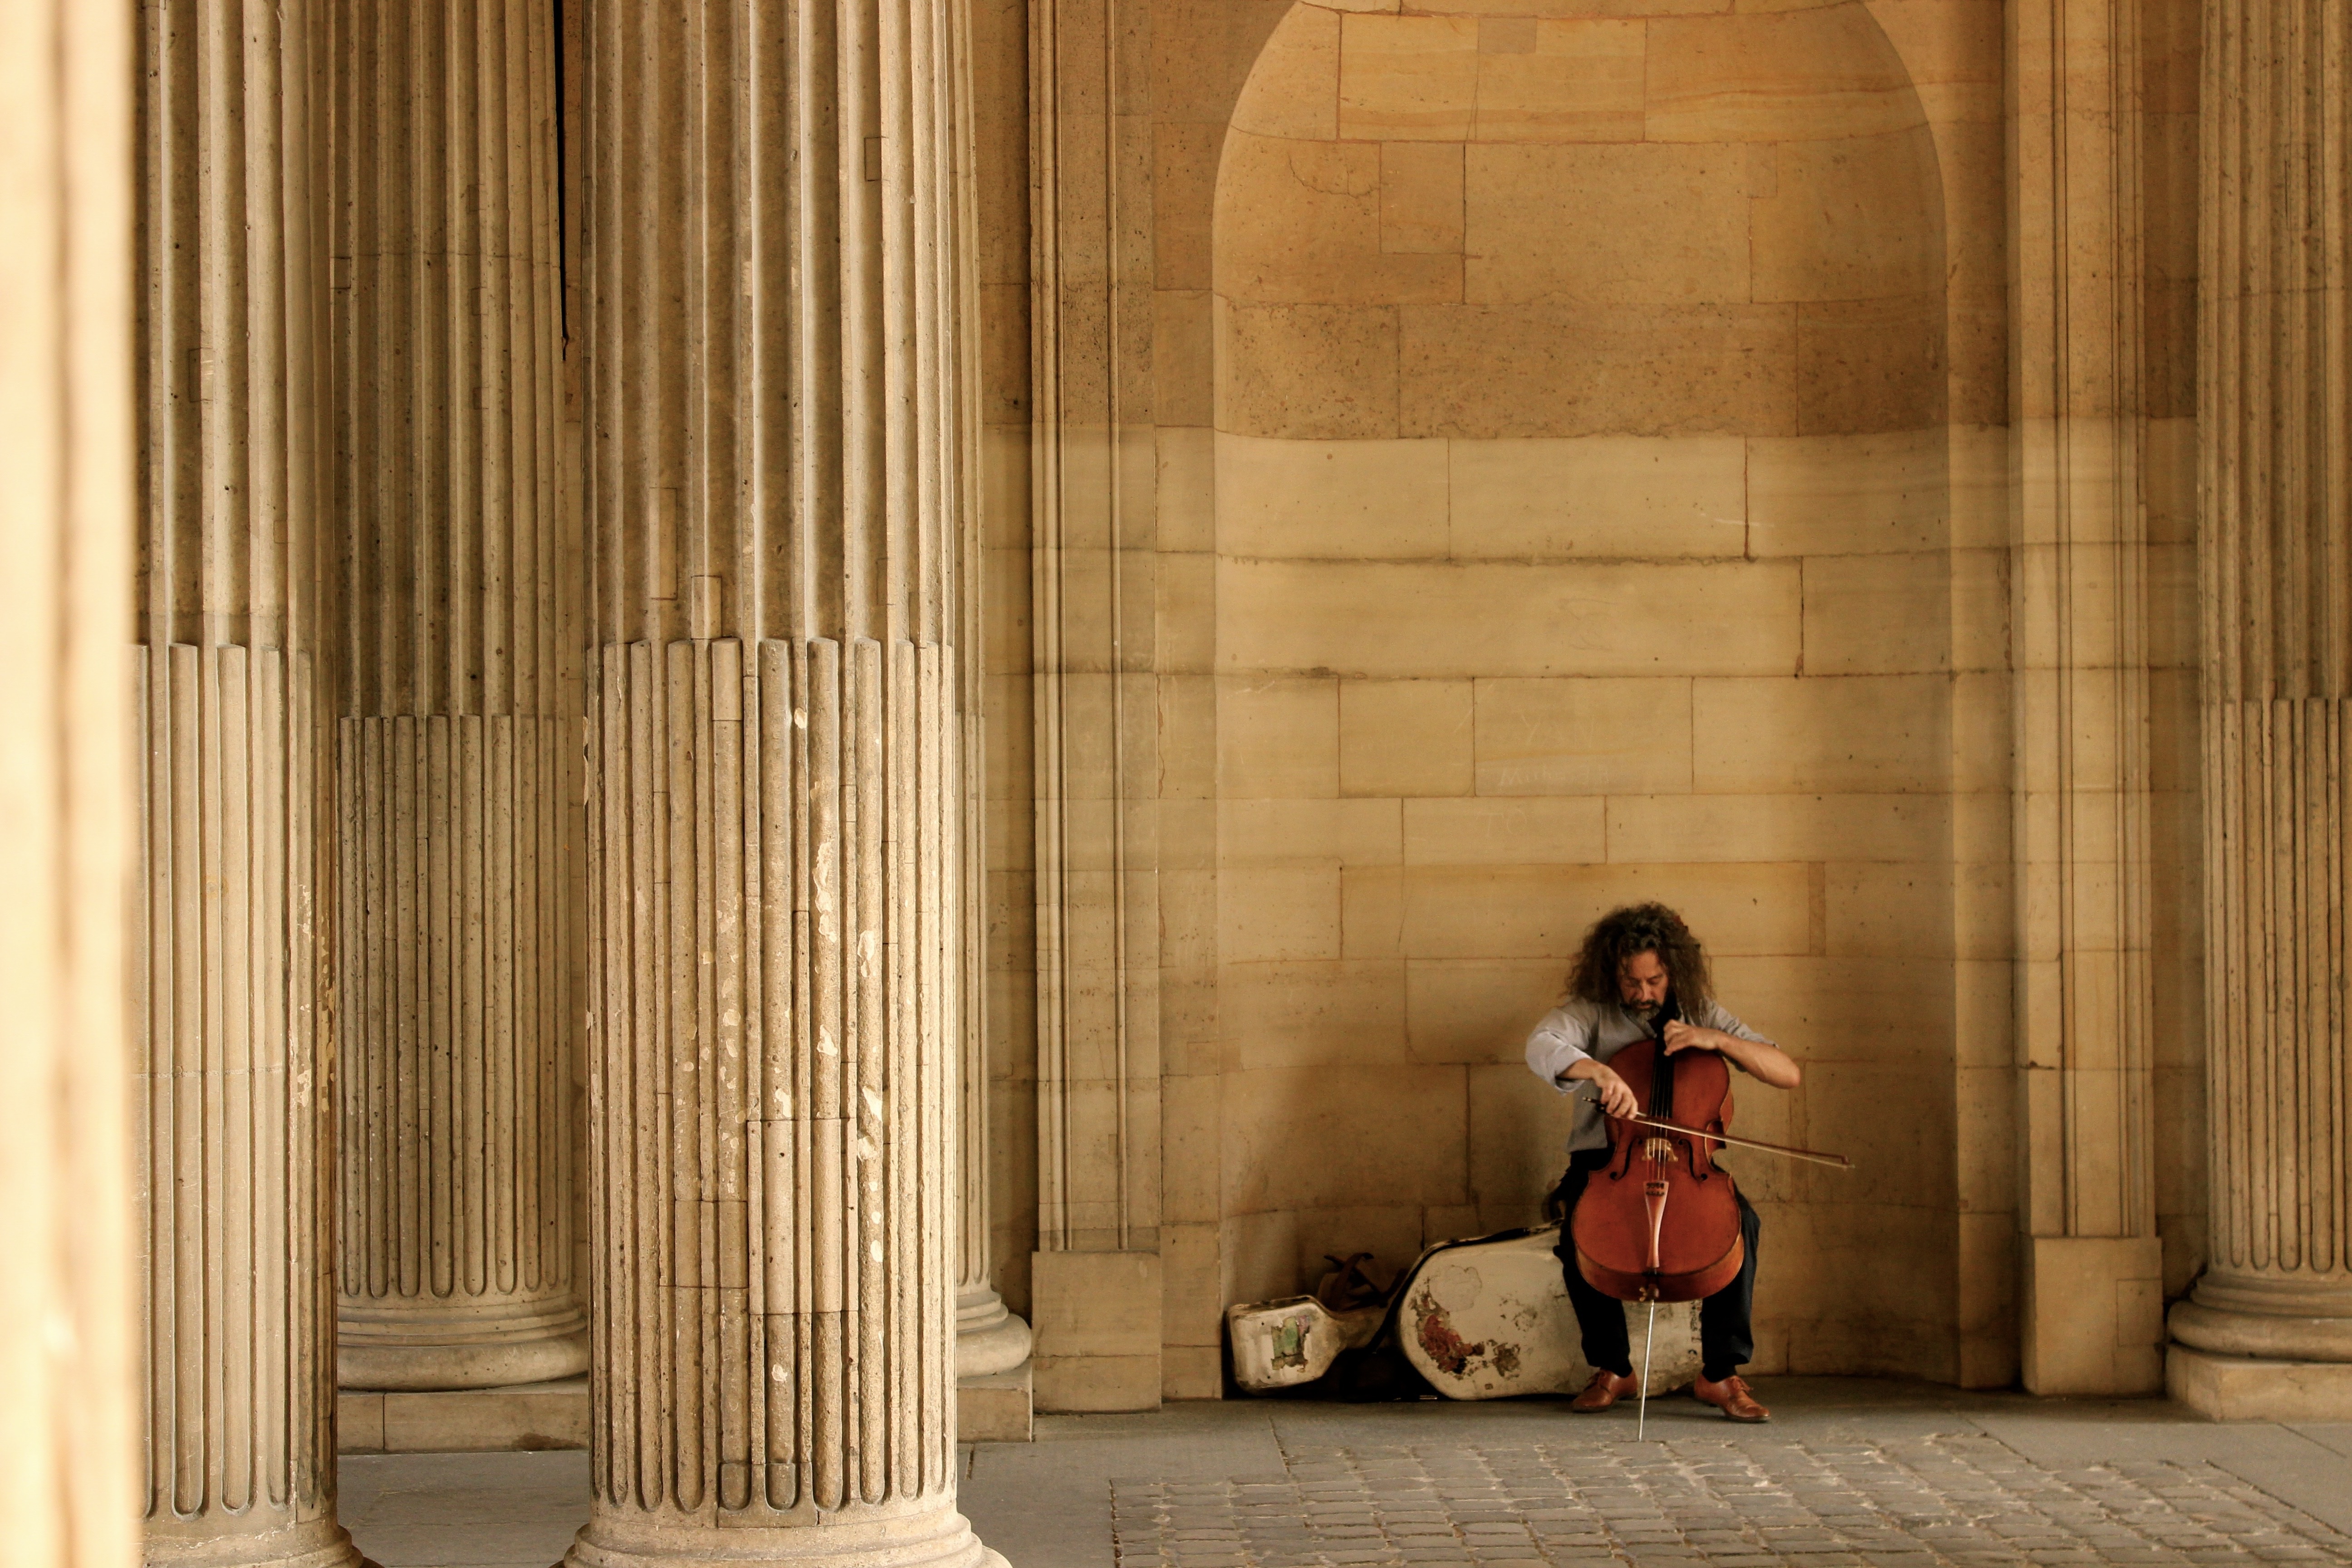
[{"x1": 1524, "y1": 902, "x2": 1801, "y2": 1423}]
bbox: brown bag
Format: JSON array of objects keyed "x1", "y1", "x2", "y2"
[{"x1": 1313, "y1": 1251, "x2": 1392, "y2": 1312}]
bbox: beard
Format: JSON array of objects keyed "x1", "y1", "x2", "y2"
[{"x1": 1624, "y1": 990, "x2": 1676, "y2": 1023}]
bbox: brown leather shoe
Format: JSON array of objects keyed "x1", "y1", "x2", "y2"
[
  {"x1": 1569, "y1": 1369, "x2": 1639, "y2": 1412},
  {"x1": 1692, "y1": 1372, "x2": 1769, "y2": 1422}
]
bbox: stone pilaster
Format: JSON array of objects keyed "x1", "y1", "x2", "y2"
[
  {"x1": 2170, "y1": 0, "x2": 2352, "y2": 1421},
  {"x1": 328, "y1": 0, "x2": 585, "y2": 1394},
  {"x1": 0, "y1": 1, "x2": 139, "y2": 1562},
  {"x1": 134, "y1": 1, "x2": 362, "y2": 1564},
  {"x1": 2009, "y1": 0, "x2": 2167, "y2": 1395},
  {"x1": 571, "y1": 1, "x2": 1004, "y2": 1563},
  {"x1": 1027, "y1": 0, "x2": 1167, "y2": 1416}
]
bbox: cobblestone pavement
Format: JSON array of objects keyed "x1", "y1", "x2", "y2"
[
  {"x1": 962, "y1": 1383, "x2": 2352, "y2": 1568},
  {"x1": 1107, "y1": 1431, "x2": 2350, "y2": 1568},
  {"x1": 336, "y1": 1382, "x2": 2352, "y2": 1567}
]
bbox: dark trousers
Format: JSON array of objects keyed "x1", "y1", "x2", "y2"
[{"x1": 1550, "y1": 1149, "x2": 1761, "y2": 1383}]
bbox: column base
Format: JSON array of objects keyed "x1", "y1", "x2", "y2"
[
  {"x1": 343, "y1": 1288, "x2": 593, "y2": 1382},
  {"x1": 567, "y1": 1499, "x2": 1001, "y2": 1568},
  {"x1": 340, "y1": 1372, "x2": 589, "y2": 1452},
  {"x1": 958, "y1": 1363, "x2": 1034, "y2": 1443},
  {"x1": 2172, "y1": 1291, "x2": 2352, "y2": 1359},
  {"x1": 144, "y1": 1517, "x2": 373, "y2": 1568},
  {"x1": 955, "y1": 1289, "x2": 1033, "y2": 1380},
  {"x1": 955, "y1": 1287, "x2": 1035, "y2": 1441},
  {"x1": 341, "y1": 1326, "x2": 597, "y2": 1382},
  {"x1": 2168, "y1": 1343, "x2": 2352, "y2": 1421}
]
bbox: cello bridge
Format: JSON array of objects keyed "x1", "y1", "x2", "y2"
[{"x1": 1644, "y1": 1135, "x2": 1674, "y2": 1163}]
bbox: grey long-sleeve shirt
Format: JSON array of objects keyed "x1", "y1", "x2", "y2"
[{"x1": 1524, "y1": 995, "x2": 1775, "y2": 1154}]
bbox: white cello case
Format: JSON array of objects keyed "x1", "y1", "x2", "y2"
[{"x1": 1393, "y1": 1224, "x2": 1703, "y2": 1401}]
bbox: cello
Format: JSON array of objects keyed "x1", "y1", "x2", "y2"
[{"x1": 1566, "y1": 995, "x2": 1851, "y2": 1435}]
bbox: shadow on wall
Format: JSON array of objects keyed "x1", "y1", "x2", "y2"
[{"x1": 1203, "y1": 0, "x2": 1962, "y2": 1381}]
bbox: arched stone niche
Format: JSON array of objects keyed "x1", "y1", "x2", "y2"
[{"x1": 1206, "y1": 0, "x2": 1965, "y2": 1378}]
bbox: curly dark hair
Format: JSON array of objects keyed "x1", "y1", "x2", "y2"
[{"x1": 1565, "y1": 902, "x2": 1712, "y2": 1009}]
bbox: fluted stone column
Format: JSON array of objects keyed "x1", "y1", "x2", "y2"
[
  {"x1": 946, "y1": 69, "x2": 1030, "y2": 1426},
  {"x1": 954, "y1": 260, "x2": 1028, "y2": 1421},
  {"x1": 329, "y1": 0, "x2": 586, "y2": 1393},
  {"x1": 954, "y1": 980, "x2": 1031, "y2": 1398},
  {"x1": 953, "y1": 926, "x2": 1031, "y2": 1433},
  {"x1": 135, "y1": 1, "x2": 363, "y2": 1563},
  {"x1": 0, "y1": 1, "x2": 138, "y2": 1563},
  {"x1": 2170, "y1": 0, "x2": 2352, "y2": 1422},
  {"x1": 572, "y1": 2, "x2": 1004, "y2": 1564}
]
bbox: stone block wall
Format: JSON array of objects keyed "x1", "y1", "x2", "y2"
[
  {"x1": 1005, "y1": 0, "x2": 2220, "y2": 1406},
  {"x1": 1201, "y1": 0, "x2": 1967, "y2": 1386}
]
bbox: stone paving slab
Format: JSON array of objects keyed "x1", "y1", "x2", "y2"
[{"x1": 343, "y1": 1448, "x2": 588, "y2": 1567}]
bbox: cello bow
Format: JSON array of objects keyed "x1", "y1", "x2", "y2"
[{"x1": 1612, "y1": 1112, "x2": 1854, "y2": 1170}]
